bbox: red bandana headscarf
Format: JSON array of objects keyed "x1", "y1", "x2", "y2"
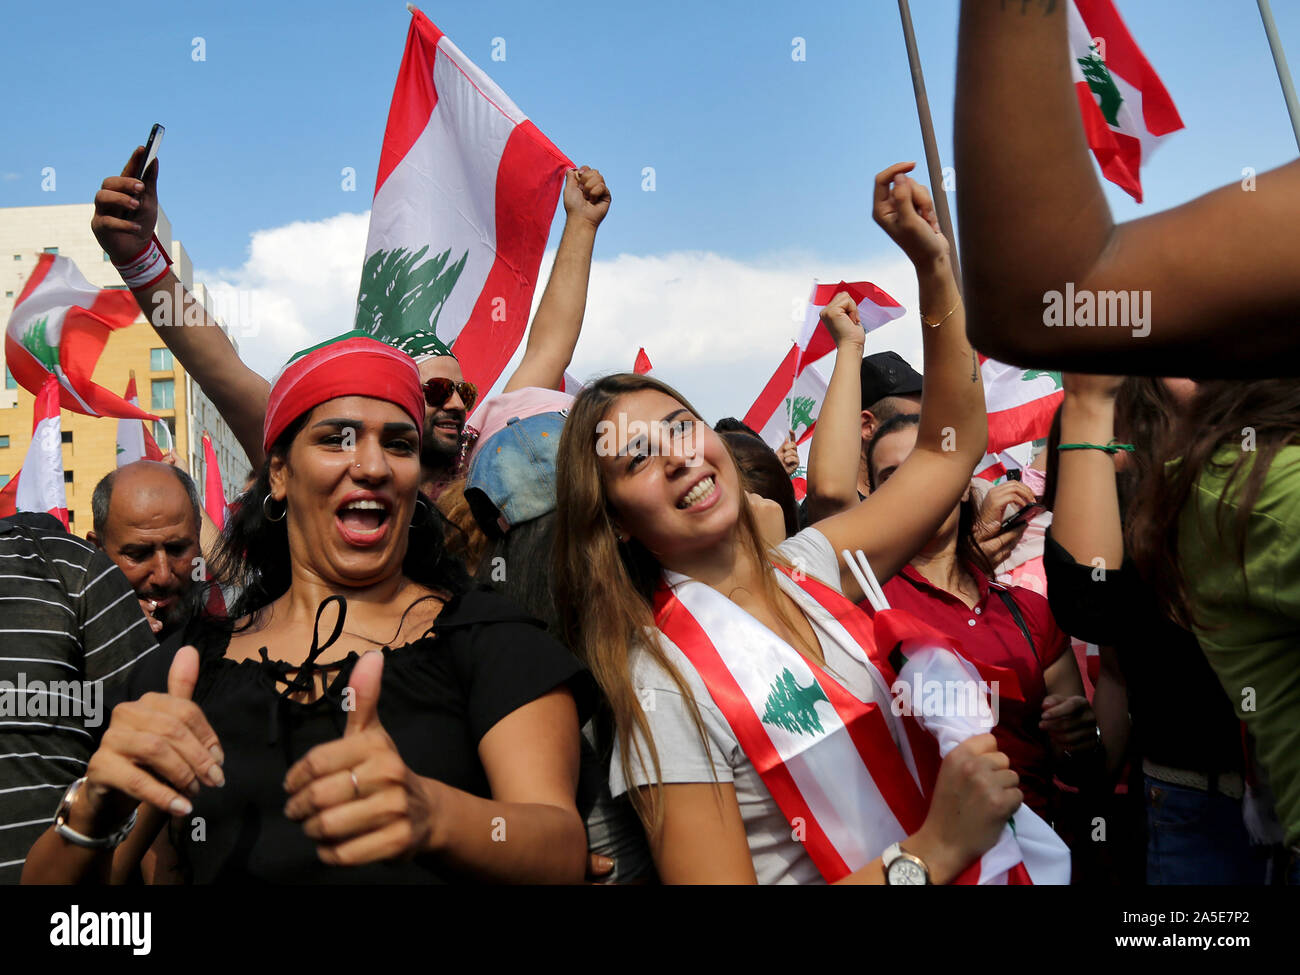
[{"x1": 263, "y1": 331, "x2": 425, "y2": 454}]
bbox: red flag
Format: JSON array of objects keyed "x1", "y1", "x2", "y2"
[
  {"x1": 0, "y1": 375, "x2": 69, "y2": 526},
  {"x1": 201, "y1": 431, "x2": 227, "y2": 530},
  {"x1": 633, "y1": 348, "x2": 653, "y2": 375},
  {"x1": 798, "y1": 281, "x2": 905, "y2": 372}
]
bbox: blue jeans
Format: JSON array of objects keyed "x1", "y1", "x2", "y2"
[{"x1": 1145, "y1": 776, "x2": 1269, "y2": 885}]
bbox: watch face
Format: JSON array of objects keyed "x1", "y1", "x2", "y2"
[{"x1": 888, "y1": 857, "x2": 927, "y2": 885}]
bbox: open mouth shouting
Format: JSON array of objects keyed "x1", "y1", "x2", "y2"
[
  {"x1": 676, "y1": 474, "x2": 719, "y2": 511},
  {"x1": 335, "y1": 493, "x2": 394, "y2": 546}
]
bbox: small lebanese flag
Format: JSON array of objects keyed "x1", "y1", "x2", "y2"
[
  {"x1": 797, "y1": 281, "x2": 905, "y2": 373},
  {"x1": 5, "y1": 254, "x2": 157, "y2": 420},
  {"x1": 201, "y1": 431, "x2": 228, "y2": 531},
  {"x1": 1069, "y1": 0, "x2": 1183, "y2": 203},
  {"x1": 356, "y1": 6, "x2": 573, "y2": 393},
  {"x1": 743, "y1": 345, "x2": 829, "y2": 499},
  {"x1": 982, "y1": 358, "x2": 1063, "y2": 468},
  {"x1": 789, "y1": 434, "x2": 813, "y2": 503},
  {"x1": 116, "y1": 372, "x2": 165, "y2": 467},
  {"x1": 0, "y1": 375, "x2": 69, "y2": 527},
  {"x1": 633, "y1": 348, "x2": 653, "y2": 375}
]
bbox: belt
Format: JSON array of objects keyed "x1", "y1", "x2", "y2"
[{"x1": 1143, "y1": 759, "x2": 1244, "y2": 800}]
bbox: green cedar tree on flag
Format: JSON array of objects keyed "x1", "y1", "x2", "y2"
[
  {"x1": 1069, "y1": 0, "x2": 1184, "y2": 203},
  {"x1": 356, "y1": 6, "x2": 573, "y2": 391},
  {"x1": 5, "y1": 253, "x2": 157, "y2": 420}
]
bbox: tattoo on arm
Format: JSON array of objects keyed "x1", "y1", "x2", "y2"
[{"x1": 971, "y1": 350, "x2": 979, "y2": 384}]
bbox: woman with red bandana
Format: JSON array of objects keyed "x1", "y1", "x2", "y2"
[{"x1": 24, "y1": 333, "x2": 593, "y2": 884}]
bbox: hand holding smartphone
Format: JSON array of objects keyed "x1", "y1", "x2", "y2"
[{"x1": 137, "y1": 123, "x2": 164, "y2": 179}]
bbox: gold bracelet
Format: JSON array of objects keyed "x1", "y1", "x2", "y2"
[{"x1": 921, "y1": 296, "x2": 962, "y2": 328}]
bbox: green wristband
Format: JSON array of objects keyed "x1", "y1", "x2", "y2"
[{"x1": 1056, "y1": 441, "x2": 1136, "y2": 455}]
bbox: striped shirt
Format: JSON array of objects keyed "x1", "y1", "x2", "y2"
[{"x1": 0, "y1": 513, "x2": 159, "y2": 883}]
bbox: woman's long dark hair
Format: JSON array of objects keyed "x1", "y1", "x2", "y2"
[
  {"x1": 1130, "y1": 378, "x2": 1300, "y2": 629},
  {"x1": 194, "y1": 412, "x2": 470, "y2": 640},
  {"x1": 867, "y1": 412, "x2": 993, "y2": 578}
]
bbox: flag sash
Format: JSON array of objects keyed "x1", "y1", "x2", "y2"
[{"x1": 652, "y1": 560, "x2": 1067, "y2": 884}]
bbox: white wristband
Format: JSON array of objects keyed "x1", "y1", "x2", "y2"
[{"x1": 114, "y1": 235, "x2": 172, "y2": 290}]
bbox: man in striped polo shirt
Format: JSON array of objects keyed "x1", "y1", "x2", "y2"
[{"x1": 0, "y1": 512, "x2": 159, "y2": 883}]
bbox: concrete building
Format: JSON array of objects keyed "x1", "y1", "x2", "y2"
[{"x1": 0, "y1": 203, "x2": 250, "y2": 535}]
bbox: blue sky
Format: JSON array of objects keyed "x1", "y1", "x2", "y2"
[{"x1": 3, "y1": 0, "x2": 1300, "y2": 421}]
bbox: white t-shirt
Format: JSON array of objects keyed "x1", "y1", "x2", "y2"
[{"x1": 609, "y1": 527, "x2": 900, "y2": 885}]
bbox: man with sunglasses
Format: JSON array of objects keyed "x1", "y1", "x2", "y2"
[{"x1": 391, "y1": 329, "x2": 479, "y2": 499}]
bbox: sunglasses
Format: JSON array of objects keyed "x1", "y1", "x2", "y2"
[{"x1": 423, "y1": 378, "x2": 478, "y2": 412}]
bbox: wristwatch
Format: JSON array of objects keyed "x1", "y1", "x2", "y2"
[
  {"x1": 53, "y1": 776, "x2": 138, "y2": 849},
  {"x1": 883, "y1": 842, "x2": 931, "y2": 885}
]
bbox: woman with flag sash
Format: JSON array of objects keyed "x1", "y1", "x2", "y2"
[{"x1": 554, "y1": 164, "x2": 1039, "y2": 884}]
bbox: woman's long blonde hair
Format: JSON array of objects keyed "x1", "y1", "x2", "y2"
[{"x1": 553, "y1": 373, "x2": 809, "y2": 834}]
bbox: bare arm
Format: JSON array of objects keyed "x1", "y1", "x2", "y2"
[
  {"x1": 92, "y1": 146, "x2": 269, "y2": 467},
  {"x1": 1091, "y1": 645, "x2": 1130, "y2": 783},
  {"x1": 816, "y1": 164, "x2": 987, "y2": 600},
  {"x1": 804, "y1": 297, "x2": 866, "y2": 522},
  {"x1": 954, "y1": 0, "x2": 1300, "y2": 375},
  {"x1": 1050, "y1": 375, "x2": 1126, "y2": 570},
  {"x1": 504, "y1": 167, "x2": 609, "y2": 393}
]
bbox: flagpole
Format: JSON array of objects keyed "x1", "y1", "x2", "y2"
[
  {"x1": 896, "y1": 0, "x2": 962, "y2": 290},
  {"x1": 1257, "y1": 0, "x2": 1300, "y2": 152}
]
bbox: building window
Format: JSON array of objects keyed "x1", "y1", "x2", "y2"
[
  {"x1": 103, "y1": 251, "x2": 111, "y2": 262},
  {"x1": 151, "y1": 379, "x2": 174, "y2": 411},
  {"x1": 61, "y1": 431, "x2": 72, "y2": 444},
  {"x1": 4, "y1": 368, "x2": 15, "y2": 390},
  {"x1": 63, "y1": 470, "x2": 73, "y2": 483},
  {"x1": 12, "y1": 255, "x2": 20, "y2": 261},
  {"x1": 42, "y1": 246, "x2": 58, "y2": 255},
  {"x1": 150, "y1": 348, "x2": 173, "y2": 372},
  {"x1": 0, "y1": 437, "x2": 8, "y2": 448},
  {"x1": 0, "y1": 475, "x2": 8, "y2": 488},
  {"x1": 4, "y1": 291, "x2": 11, "y2": 298}
]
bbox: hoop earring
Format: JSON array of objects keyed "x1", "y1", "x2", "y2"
[
  {"x1": 262, "y1": 493, "x2": 287, "y2": 523},
  {"x1": 413, "y1": 496, "x2": 432, "y2": 524}
]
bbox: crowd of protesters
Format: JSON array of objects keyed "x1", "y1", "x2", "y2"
[{"x1": 4, "y1": 0, "x2": 1300, "y2": 885}]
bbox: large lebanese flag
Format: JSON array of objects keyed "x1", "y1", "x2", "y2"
[
  {"x1": 5, "y1": 254, "x2": 157, "y2": 420},
  {"x1": 1069, "y1": 0, "x2": 1183, "y2": 203},
  {"x1": 797, "y1": 281, "x2": 904, "y2": 373},
  {"x1": 115, "y1": 374, "x2": 165, "y2": 467},
  {"x1": 0, "y1": 375, "x2": 69, "y2": 527},
  {"x1": 357, "y1": 7, "x2": 573, "y2": 392}
]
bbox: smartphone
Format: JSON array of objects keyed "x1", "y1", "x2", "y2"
[
  {"x1": 137, "y1": 123, "x2": 164, "y2": 179},
  {"x1": 999, "y1": 502, "x2": 1045, "y2": 534},
  {"x1": 1004, "y1": 469, "x2": 1022, "y2": 482}
]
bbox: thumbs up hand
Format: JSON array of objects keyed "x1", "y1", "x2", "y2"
[
  {"x1": 283, "y1": 651, "x2": 440, "y2": 866},
  {"x1": 79, "y1": 646, "x2": 225, "y2": 834}
]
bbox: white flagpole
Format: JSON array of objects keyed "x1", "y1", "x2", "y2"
[{"x1": 1258, "y1": 0, "x2": 1300, "y2": 152}]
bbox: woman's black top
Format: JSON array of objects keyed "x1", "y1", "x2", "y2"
[
  {"x1": 1042, "y1": 530, "x2": 1242, "y2": 776},
  {"x1": 131, "y1": 587, "x2": 595, "y2": 884}
]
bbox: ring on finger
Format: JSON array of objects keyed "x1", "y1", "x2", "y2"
[{"x1": 350, "y1": 770, "x2": 360, "y2": 800}]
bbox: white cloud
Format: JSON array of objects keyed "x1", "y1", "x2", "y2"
[{"x1": 198, "y1": 213, "x2": 929, "y2": 426}]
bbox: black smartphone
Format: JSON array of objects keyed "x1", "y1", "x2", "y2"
[
  {"x1": 1004, "y1": 469, "x2": 1022, "y2": 482},
  {"x1": 999, "y1": 502, "x2": 1045, "y2": 534},
  {"x1": 137, "y1": 123, "x2": 164, "y2": 179}
]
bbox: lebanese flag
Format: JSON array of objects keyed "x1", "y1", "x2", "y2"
[
  {"x1": 797, "y1": 281, "x2": 905, "y2": 373},
  {"x1": 633, "y1": 348, "x2": 653, "y2": 375},
  {"x1": 201, "y1": 431, "x2": 228, "y2": 531},
  {"x1": 115, "y1": 373, "x2": 165, "y2": 467},
  {"x1": 1069, "y1": 0, "x2": 1183, "y2": 203},
  {"x1": 984, "y1": 357, "x2": 1063, "y2": 455},
  {"x1": 0, "y1": 375, "x2": 69, "y2": 527},
  {"x1": 5, "y1": 254, "x2": 157, "y2": 420},
  {"x1": 743, "y1": 345, "x2": 829, "y2": 450},
  {"x1": 356, "y1": 7, "x2": 573, "y2": 393}
]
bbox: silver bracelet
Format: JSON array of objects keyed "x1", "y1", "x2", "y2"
[{"x1": 53, "y1": 776, "x2": 138, "y2": 849}]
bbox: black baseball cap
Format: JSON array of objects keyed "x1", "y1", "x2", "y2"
[{"x1": 860, "y1": 351, "x2": 923, "y2": 410}]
